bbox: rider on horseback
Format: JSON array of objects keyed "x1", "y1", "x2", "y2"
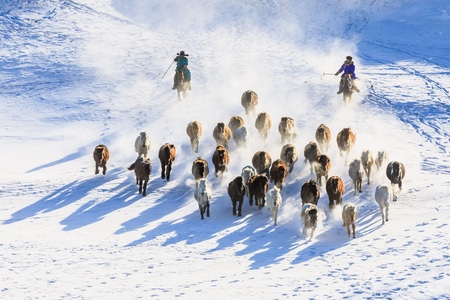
[
  {"x1": 335, "y1": 56, "x2": 360, "y2": 94},
  {"x1": 172, "y1": 51, "x2": 191, "y2": 90}
]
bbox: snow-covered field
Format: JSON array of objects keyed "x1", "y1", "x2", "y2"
[{"x1": 1, "y1": 0, "x2": 449, "y2": 298}]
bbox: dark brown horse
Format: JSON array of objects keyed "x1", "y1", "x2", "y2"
[
  {"x1": 326, "y1": 176, "x2": 345, "y2": 209},
  {"x1": 192, "y1": 157, "x2": 209, "y2": 184},
  {"x1": 300, "y1": 179, "x2": 320, "y2": 206},
  {"x1": 128, "y1": 157, "x2": 152, "y2": 196},
  {"x1": 158, "y1": 143, "x2": 176, "y2": 181},
  {"x1": 269, "y1": 159, "x2": 288, "y2": 190},
  {"x1": 228, "y1": 176, "x2": 246, "y2": 217},
  {"x1": 212, "y1": 145, "x2": 230, "y2": 177}
]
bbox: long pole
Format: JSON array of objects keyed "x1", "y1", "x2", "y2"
[
  {"x1": 161, "y1": 60, "x2": 175, "y2": 80},
  {"x1": 321, "y1": 72, "x2": 335, "y2": 80}
]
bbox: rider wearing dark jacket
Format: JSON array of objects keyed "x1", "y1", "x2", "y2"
[
  {"x1": 335, "y1": 56, "x2": 359, "y2": 94},
  {"x1": 172, "y1": 51, "x2": 191, "y2": 90}
]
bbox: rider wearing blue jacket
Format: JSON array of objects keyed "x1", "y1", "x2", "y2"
[
  {"x1": 172, "y1": 51, "x2": 191, "y2": 90},
  {"x1": 335, "y1": 56, "x2": 359, "y2": 94}
]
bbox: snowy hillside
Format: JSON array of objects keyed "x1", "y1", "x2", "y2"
[{"x1": 1, "y1": 0, "x2": 449, "y2": 299}]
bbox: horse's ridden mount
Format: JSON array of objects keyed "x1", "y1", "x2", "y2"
[
  {"x1": 340, "y1": 74, "x2": 359, "y2": 103},
  {"x1": 174, "y1": 66, "x2": 191, "y2": 100}
]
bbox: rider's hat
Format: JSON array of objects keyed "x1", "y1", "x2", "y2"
[
  {"x1": 346, "y1": 56, "x2": 353, "y2": 61},
  {"x1": 178, "y1": 51, "x2": 189, "y2": 56}
]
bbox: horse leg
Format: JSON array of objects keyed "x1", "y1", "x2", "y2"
[
  {"x1": 142, "y1": 179, "x2": 148, "y2": 196},
  {"x1": 166, "y1": 165, "x2": 172, "y2": 181},
  {"x1": 102, "y1": 165, "x2": 107, "y2": 175},
  {"x1": 232, "y1": 201, "x2": 237, "y2": 216},
  {"x1": 95, "y1": 164, "x2": 99, "y2": 175},
  {"x1": 346, "y1": 223, "x2": 351, "y2": 238},
  {"x1": 379, "y1": 204, "x2": 385, "y2": 225},
  {"x1": 273, "y1": 207, "x2": 278, "y2": 226},
  {"x1": 199, "y1": 204, "x2": 204, "y2": 219},
  {"x1": 352, "y1": 223, "x2": 356, "y2": 238},
  {"x1": 138, "y1": 179, "x2": 143, "y2": 194},
  {"x1": 237, "y1": 199, "x2": 243, "y2": 217},
  {"x1": 385, "y1": 202, "x2": 390, "y2": 223},
  {"x1": 206, "y1": 202, "x2": 210, "y2": 217},
  {"x1": 160, "y1": 163, "x2": 166, "y2": 179}
]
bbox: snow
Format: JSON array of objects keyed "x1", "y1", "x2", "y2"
[{"x1": 1, "y1": 0, "x2": 449, "y2": 299}]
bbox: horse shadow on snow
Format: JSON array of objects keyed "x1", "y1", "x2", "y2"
[{"x1": 3, "y1": 167, "x2": 125, "y2": 225}]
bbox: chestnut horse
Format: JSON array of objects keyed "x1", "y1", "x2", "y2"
[
  {"x1": 158, "y1": 143, "x2": 176, "y2": 181},
  {"x1": 93, "y1": 144, "x2": 110, "y2": 175}
]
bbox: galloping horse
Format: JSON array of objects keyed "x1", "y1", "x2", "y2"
[
  {"x1": 175, "y1": 66, "x2": 191, "y2": 100},
  {"x1": 342, "y1": 74, "x2": 355, "y2": 103}
]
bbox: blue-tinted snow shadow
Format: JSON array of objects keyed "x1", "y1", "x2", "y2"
[
  {"x1": 26, "y1": 135, "x2": 119, "y2": 174},
  {"x1": 3, "y1": 167, "x2": 125, "y2": 225}
]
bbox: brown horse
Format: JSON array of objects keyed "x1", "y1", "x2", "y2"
[
  {"x1": 252, "y1": 150, "x2": 272, "y2": 178},
  {"x1": 158, "y1": 143, "x2": 176, "y2": 181},
  {"x1": 228, "y1": 115, "x2": 245, "y2": 133},
  {"x1": 212, "y1": 145, "x2": 230, "y2": 177},
  {"x1": 186, "y1": 120, "x2": 203, "y2": 153},
  {"x1": 241, "y1": 90, "x2": 258, "y2": 116},
  {"x1": 175, "y1": 67, "x2": 190, "y2": 100},
  {"x1": 304, "y1": 141, "x2": 321, "y2": 175},
  {"x1": 280, "y1": 143, "x2": 298, "y2": 174},
  {"x1": 228, "y1": 176, "x2": 246, "y2": 217},
  {"x1": 336, "y1": 127, "x2": 356, "y2": 164},
  {"x1": 341, "y1": 74, "x2": 355, "y2": 103},
  {"x1": 213, "y1": 122, "x2": 232, "y2": 149},
  {"x1": 269, "y1": 159, "x2": 288, "y2": 190},
  {"x1": 128, "y1": 157, "x2": 152, "y2": 196},
  {"x1": 315, "y1": 124, "x2": 331, "y2": 154},
  {"x1": 255, "y1": 112, "x2": 272, "y2": 140},
  {"x1": 248, "y1": 174, "x2": 269, "y2": 208},
  {"x1": 93, "y1": 144, "x2": 110, "y2": 175},
  {"x1": 326, "y1": 176, "x2": 345, "y2": 209},
  {"x1": 278, "y1": 117, "x2": 296, "y2": 144},
  {"x1": 192, "y1": 157, "x2": 209, "y2": 184},
  {"x1": 300, "y1": 179, "x2": 320, "y2": 206}
]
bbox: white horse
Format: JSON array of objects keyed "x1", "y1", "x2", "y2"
[
  {"x1": 374, "y1": 184, "x2": 392, "y2": 224},
  {"x1": 267, "y1": 186, "x2": 282, "y2": 226},
  {"x1": 194, "y1": 178, "x2": 211, "y2": 219},
  {"x1": 135, "y1": 131, "x2": 151, "y2": 158},
  {"x1": 241, "y1": 165, "x2": 256, "y2": 200},
  {"x1": 348, "y1": 159, "x2": 363, "y2": 195}
]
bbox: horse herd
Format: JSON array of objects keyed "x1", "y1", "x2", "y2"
[{"x1": 92, "y1": 90, "x2": 406, "y2": 239}]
